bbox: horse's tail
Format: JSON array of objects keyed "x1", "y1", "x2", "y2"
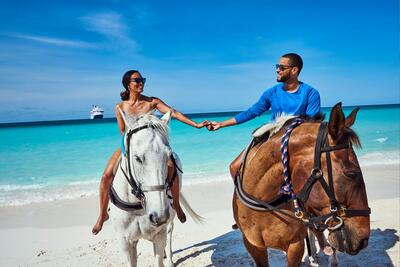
[{"x1": 180, "y1": 193, "x2": 205, "y2": 224}]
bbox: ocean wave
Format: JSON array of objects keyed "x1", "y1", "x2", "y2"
[
  {"x1": 0, "y1": 182, "x2": 97, "y2": 207},
  {"x1": 359, "y1": 151, "x2": 399, "y2": 166},
  {"x1": 183, "y1": 172, "x2": 231, "y2": 185},
  {"x1": 1, "y1": 151, "x2": 398, "y2": 207},
  {"x1": 0, "y1": 184, "x2": 47, "y2": 191},
  {"x1": 373, "y1": 137, "x2": 388, "y2": 144},
  {"x1": 68, "y1": 179, "x2": 98, "y2": 186}
]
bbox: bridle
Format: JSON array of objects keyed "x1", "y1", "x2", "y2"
[
  {"x1": 235, "y1": 120, "x2": 371, "y2": 232},
  {"x1": 109, "y1": 124, "x2": 180, "y2": 212}
]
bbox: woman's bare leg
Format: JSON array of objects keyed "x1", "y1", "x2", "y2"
[
  {"x1": 92, "y1": 149, "x2": 121, "y2": 235},
  {"x1": 168, "y1": 160, "x2": 186, "y2": 223}
]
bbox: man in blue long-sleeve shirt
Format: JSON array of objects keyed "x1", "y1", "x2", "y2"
[
  {"x1": 208, "y1": 53, "x2": 321, "y2": 179},
  {"x1": 208, "y1": 53, "x2": 331, "y2": 254}
]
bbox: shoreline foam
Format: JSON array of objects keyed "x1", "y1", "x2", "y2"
[
  {"x1": 0, "y1": 162, "x2": 398, "y2": 207},
  {"x1": 0, "y1": 163, "x2": 398, "y2": 266}
]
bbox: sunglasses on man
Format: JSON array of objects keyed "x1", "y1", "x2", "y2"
[
  {"x1": 130, "y1": 77, "x2": 147, "y2": 84},
  {"x1": 275, "y1": 64, "x2": 294, "y2": 71}
]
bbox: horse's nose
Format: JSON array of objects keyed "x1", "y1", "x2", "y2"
[{"x1": 149, "y1": 210, "x2": 169, "y2": 226}]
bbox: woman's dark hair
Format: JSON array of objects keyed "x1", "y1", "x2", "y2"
[{"x1": 120, "y1": 70, "x2": 140, "y2": 100}]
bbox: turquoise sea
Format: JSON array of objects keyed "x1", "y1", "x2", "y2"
[{"x1": 0, "y1": 105, "x2": 399, "y2": 206}]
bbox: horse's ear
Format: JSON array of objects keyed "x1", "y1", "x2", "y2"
[
  {"x1": 161, "y1": 110, "x2": 172, "y2": 125},
  {"x1": 328, "y1": 102, "x2": 346, "y2": 140},
  {"x1": 117, "y1": 107, "x2": 130, "y2": 128},
  {"x1": 345, "y1": 107, "x2": 360, "y2": 128}
]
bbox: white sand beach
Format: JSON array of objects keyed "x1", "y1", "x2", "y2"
[{"x1": 0, "y1": 164, "x2": 399, "y2": 267}]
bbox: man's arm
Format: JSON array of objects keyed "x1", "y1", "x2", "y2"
[
  {"x1": 234, "y1": 90, "x2": 271, "y2": 124},
  {"x1": 306, "y1": 89, "x2": 321, "y2": 116},
  {"x1": 208, "y1": 89, "x2": 271, "y2": 131}
]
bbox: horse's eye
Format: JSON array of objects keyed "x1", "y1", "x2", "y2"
[
  {"x1": 134, "y1": 155, "x2": 142, "y2": 164},
  {"x1": 344, "y1": 170, "x2": 361, "y2": 180}
]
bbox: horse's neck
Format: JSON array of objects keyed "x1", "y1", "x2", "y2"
[
  {"x1": 243, "y1": 136, "x2": 284, "y2": 201},
  {"x1": 113, "y1": 159, "x2": 142, "y2": 203}
]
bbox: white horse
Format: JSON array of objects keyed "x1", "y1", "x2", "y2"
[{"x1": 109, "y1": 111, "x2": 202, "y2": 267}]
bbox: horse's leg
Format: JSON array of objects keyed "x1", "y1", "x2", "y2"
[
  {"x1": 153, "y1": 229, "x2": 167, "y2": 267},
  {"x1": 118, "y1": 237, "x2": 138, "y2": 267},
  {"x1": 165, "y1": 220, "x2": 174, "y2": 267},
  {"x1": 286, "y1": 240, "x2": 304, "y2": 267},
  {"x1": 242, "y1": 235, "x2": 269, "y2": 267}
]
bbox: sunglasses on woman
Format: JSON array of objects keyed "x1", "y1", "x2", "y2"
[{"x1": 130, "y1": 77, "x2": 146, "y2": 84}]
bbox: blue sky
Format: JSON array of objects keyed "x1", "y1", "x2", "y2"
[{"x1": 0, "y1": 0, "x2": 398, "y2": 122}]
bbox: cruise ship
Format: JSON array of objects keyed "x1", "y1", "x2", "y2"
[{"x1": 90, "y1": 105, "x2": 104, "y2": 119}]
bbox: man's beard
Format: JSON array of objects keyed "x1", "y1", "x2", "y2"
[{"x1": 277, "y1": 75, "x2": 289, "y2": 82}]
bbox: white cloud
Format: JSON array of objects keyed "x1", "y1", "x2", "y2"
[
  {"x1": 12, "y1": 34, "x2": 95, "y2": 48},
  {"x1": 80, "y1": 11, "x2": 137, "y2": 49}
]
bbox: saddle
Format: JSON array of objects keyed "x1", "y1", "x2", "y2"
[{"x1": 237, "y1": 115, "x2": 296, "y2": 205}]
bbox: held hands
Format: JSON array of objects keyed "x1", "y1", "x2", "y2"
[
  {"x1": 195, "y1": 120, "x2": 212, "y2": 129},
  {"x1": 194, "y1": 120, "x2": 223, "y2": 131},
  {"x1": 206, "y1": 121, "x2": 222, "y2": 131},
  {"x1": 194, "y1": 120, "x2": 222, "y2": 131}
]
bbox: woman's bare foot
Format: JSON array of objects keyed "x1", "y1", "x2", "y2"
[
  {"x1": 92, "y1": 213, "x2": 109, "y2": 235},
  {"x1": 174, "y1": 206, "x2": 186, "y2": 223}
]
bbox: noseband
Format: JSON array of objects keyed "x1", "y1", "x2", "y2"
[
  {"x1": 109, "y1": 124, "x2": 179, "y2": 212},
  {"x1": 235, "y1": 120, "x2": 371, "y2": 231}
]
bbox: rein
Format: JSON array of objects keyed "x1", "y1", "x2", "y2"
[
  {"x1": 109, "y1": 124, "x2": 181, "y2": 212},
  {"x1": 234, "y1": 119, "x2": 371, "y2": 231}
]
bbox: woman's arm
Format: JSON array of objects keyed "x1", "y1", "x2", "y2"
[
  {"x1": 153, "y1": 98, "x2": 209, "y2": 128},
  {"x1": 115, "y1": 104, "x2": 125, "y2": 135}
]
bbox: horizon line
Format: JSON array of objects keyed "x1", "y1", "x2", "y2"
[{"x1": 0, "y1": 103, "x2": 399, "y2": 128}]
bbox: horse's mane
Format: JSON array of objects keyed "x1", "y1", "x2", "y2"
[
  {"x1": 296, "y1": 112, "x2": 326, "y2": 123},
  {"x1": 127, "y1": 113, "x2": 170, "y2": 145},
  {"x1": 286, "y1": 113, "x2": 361, "y2": 148},
  {"x1": 252, "y1": 112, "x2": 361, "y2": 148}
]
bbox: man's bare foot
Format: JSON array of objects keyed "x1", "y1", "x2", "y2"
[{"x1": 92, "y1": 213, "x2": 109, "y2": 235}]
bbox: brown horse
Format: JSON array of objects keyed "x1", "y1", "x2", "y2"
[{"x1": 233, "y1": 103, "x2": 370, "y2": 267}]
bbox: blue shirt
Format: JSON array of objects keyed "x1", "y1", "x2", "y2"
[{"x1": 234, "y1": 83, "x2": 321, "y2": 124}]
